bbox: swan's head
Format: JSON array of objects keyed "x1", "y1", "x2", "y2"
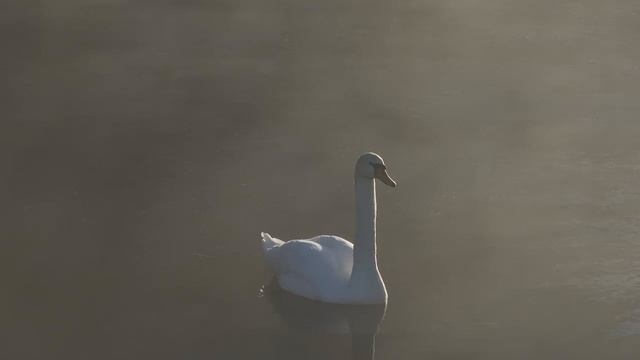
[{"x1": 355, "y1": 152, "x2": 397, "y2": 187}]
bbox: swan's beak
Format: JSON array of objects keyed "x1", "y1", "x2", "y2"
[{"x1": 374, "y1": 165, "x2": 397, "y2": 188}]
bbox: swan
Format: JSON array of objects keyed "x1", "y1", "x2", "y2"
[{"x1": 260, "y1": 152, "x2": 397, "y2": 304}]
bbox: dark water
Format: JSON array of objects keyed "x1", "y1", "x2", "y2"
[{"x1": 4, "y1": 0, "x2": 640, "y2": 358}]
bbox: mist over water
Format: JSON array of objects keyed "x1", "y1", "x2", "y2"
[{"x1": 4, "y1": 0, "x2": 640, "y2": 358}]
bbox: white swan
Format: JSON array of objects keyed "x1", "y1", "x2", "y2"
[{"x1": 260, "y1": 152, "x2": 397, "y2": 304}]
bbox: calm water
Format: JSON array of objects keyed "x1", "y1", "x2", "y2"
[{"x1": 5, "y1": 0, "x2": 640, "y2": 358}]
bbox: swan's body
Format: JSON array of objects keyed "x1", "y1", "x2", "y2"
[
  {"x1": 261, "y1": 153, "x2": 396, "y2": 304},
  {"x1": 262, "y1": 234, "x2": 355, "y2": 302}
]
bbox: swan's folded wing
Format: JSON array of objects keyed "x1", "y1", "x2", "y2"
[
  {"x1": 264, "y1": 239, "x2": 320, "y2": 273},
  {"x1": 311, "y1": 235, "x2": 354, "y2": 279},
  {"x1": 266, "y1": 236, "x2": 352, "y2": 281}
]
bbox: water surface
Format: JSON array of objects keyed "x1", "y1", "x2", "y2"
[{"x1": 4, "y1": 0, "x2": 640, "y2": 358}]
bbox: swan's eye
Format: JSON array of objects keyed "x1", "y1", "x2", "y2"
[{"x1": 370, "y1": 162, "x2": 386, "y2": 170}]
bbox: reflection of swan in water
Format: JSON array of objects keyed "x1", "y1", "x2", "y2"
[{"x1": 263, "y1": 281, "x2": 386, "y2": 360}]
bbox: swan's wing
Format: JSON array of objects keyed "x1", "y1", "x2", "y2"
[
  {"x1": 310, "y1": 235, "x2": 354, "y2": 280},
  {"x1": 264, "y1": 235, "x2": 353, "y2": 279},
  {"x1": 264, "y1": 238, "x2": 322, "y2": 273},
  {"x1": 310, "y1": 235, "x2": 353, "y2": 250}
]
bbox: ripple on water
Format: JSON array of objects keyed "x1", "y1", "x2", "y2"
[{"x1": 611, "y1": 309, "x2": 640, "y2": 337}]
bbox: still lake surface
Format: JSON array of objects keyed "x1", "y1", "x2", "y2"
[{"x1": 4, "y1": 0, "x2": 640, "y2": 358}]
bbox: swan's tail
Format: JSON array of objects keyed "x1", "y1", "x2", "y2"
[{"x1": 260, "y1": 232, "x2": 284, "y2": 252}]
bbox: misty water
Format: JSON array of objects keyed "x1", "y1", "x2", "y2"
[{"x1": 4, "y1": 0, "x2": 640, "y2": 359}]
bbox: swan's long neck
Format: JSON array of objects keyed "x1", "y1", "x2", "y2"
[{"x1": 350, "y1": 176, "x2": 384, "y2": 294}]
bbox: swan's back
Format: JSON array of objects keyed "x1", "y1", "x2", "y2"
[{"x1": 260, "y1": 233, "x2": 354, "y2": 301}]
